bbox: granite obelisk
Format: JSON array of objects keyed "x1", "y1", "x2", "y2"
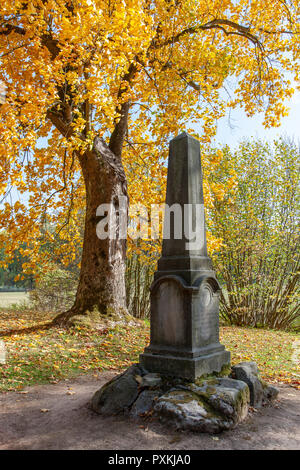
[{"x1": 140, "y1": 132, "x2": 230, "y2": 380}]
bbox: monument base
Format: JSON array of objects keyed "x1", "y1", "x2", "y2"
[
  {"x1": 91, "y1": 361, "x2": 278, "y2": 433},
  {"x1": 140, "y1": 349, "x2": 231, "y2": 381}
]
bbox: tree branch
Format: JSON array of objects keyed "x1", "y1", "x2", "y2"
[
  {"x1": 108, "y1": 62, "x2": 138, "y2": 159},
  {"x1": 46, "y1": 109, "x2": 80, "y2": 139},
  {"x1": 0, "y1": 23, "x2": 26, "y2": 36},
  {"x1": 150, "y1": 18, "x2": 264, "y2": 50}
]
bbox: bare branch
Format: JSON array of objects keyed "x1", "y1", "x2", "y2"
[{"x1": 150, "y1": 19, "x2": 264, "y2": 50}]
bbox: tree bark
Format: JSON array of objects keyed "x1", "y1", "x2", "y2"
[{"x1": 53, "y1": 136, "x2": 128, "y2": 325}]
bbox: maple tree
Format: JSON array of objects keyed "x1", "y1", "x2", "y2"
[{"x1": 0, "y1": 0, "x2": 299, "y2": 325}]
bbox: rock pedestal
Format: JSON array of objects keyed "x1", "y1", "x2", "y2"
[
  {"x1": 91, "y1": 362, "x2": 279, "y2": 433},
  {"x1": 140, "y1": 133, "x2": 230, "y2": 380}
]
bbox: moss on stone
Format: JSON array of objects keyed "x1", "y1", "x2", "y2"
[
  {"x1": 219, "y1": 363, "x2": 232, "y2": 377},
  {"x1": 190, "y1": 362, "x2": 232, "y2": 386},
  {"x1": 160, "y1": 390, "x2": 223, "y2": 421}
]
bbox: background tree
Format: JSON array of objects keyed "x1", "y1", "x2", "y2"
[
  {"x1": 0, "y1": 242, "x2": 34, "y2": 290},
  {"x1": 0, "y1": 0, "x2": 299, "y2": 324},
  {"x1": 208, "y1": 138, "x2": 300, "y2": 330}
]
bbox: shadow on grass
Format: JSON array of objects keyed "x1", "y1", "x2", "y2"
[{"x1": 0, "y1": 321, "x2": 56, "y2": 338}]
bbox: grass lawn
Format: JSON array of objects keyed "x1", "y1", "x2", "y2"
[
  {"x1": 0, "y1": 292, "x2": 29, "y2": 308},
  {"x1": 0, "y1": 309, "x2": 299, "y2": 392}
]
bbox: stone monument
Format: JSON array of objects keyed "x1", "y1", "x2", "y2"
[
  {"x1": 91, "y1": 132, "x2": 278, "y2": 433},
  {"x1": 140, "y1": 132, "x2": 230, "y2": 380}
]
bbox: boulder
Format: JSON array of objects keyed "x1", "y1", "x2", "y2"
[
  {"x1": 130, "y1": 390, "x2": 160, "y2": 418},
  {"x1": 154, "y1": 390, "x2": 226, "y2": 433},
  {"x1": 91, "y1": 364, "x2": 143, "y2": 415},
  {"x1": 192, "y1": 377, "x2": 250, "y2": 422},
  {"x1": 154, "y1": 377, "x2": 249, "y2": 433},
  {"x1": 263, "y1": 383, "x2": 279, "y2": 403},
  {"x1": 230, "y1": 362, "x2": 279, "y2": 407}
]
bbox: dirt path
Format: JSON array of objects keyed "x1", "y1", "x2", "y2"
[{"x1": 0, "y1": 372, "x2": 299, "y2": 450}]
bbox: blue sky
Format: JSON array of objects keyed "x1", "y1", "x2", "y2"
[{"x1": 211, "y1": 90, "x2": 300, "y2": 148}]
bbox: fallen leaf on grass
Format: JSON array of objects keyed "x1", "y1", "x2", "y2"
[{"x1": 40, "y1": 408, "x2": 49, "y2": 413}]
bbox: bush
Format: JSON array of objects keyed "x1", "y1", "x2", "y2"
[
  {"x1": 208, "y1": 138, "x2": 299, "y2": 330},
  {"x1": 29, "y1": 266, "x2": 77, "y2": 313}
]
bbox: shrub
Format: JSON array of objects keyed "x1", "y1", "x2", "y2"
[
  {"x1": 208, "y1": 138, "x2": 299, "y2": 330},
  {"x1": 29, "y1": 265, "x2": 77, "y2": 312}
]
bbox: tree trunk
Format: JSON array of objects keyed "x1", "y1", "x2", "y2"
[{"x1": 53, "y1": 137, "x2": 128, "y2": 326}]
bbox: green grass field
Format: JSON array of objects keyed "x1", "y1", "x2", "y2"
[
  {"x1": 0, "y1": 292, "x2": 29, "y2": 308},
  {"x1": 0, "y1": 309, "x2": 299, "y2": 392},
  {"x1": 0, "y1": 298, "x2": 299, "y2": 392}
]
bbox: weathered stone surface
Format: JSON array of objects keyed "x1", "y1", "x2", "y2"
[
  {"x1": 141, "y1": 373, "x2": 162, "y2": 388},
  {"x1": 154, "y1": 377, "x2": 250, "y2": 433},
  {"x1": 190, "y1": 377, "x2": 249, "y2": 422},
  {"x1": 231, "y1": 362, "x2": 263, "y2": 407},
  {"x1": 91, "y1": 364, "x2": 142, "y2": 415},
  {"x1": 140, "y1": 133, "x2": 230, "y2": 381},
  {"x1": 230, "y1": 362, "x2": 279, "y2": 407},
  {"x1": 154, "y1": 390, "x2": 226, "y2": 433},
  {"x1": 130, "y1": 390, "x2": 160, "y2": 418},
  {"x1": 263, "y1": 384, "x2": 279, "y2": 403}
]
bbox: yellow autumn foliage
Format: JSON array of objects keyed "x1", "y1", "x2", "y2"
[{"x1": 0, "y1": 0, "x2": 299, "y2": 274}]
